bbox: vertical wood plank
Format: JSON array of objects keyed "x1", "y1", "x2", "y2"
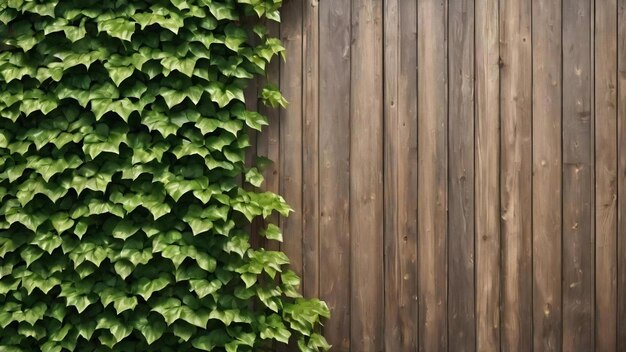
[
  {"x1": 532, "y1": 0, "x2": 563, "y2": 349},
  {"x1": 277, "y1": 9, "x2": 304, "y2": 351},
  {"x1": 279, "y1": 0, "x2": 304, "y2": 280},
  {"x1": 383, "y1": 0, "x2": 419, "y2": 350},
  {"x1": 499, "y1": 0, "x2": 533, "y2": 350},
  {"x1": 319, "y1": 0, "x2": 351, "y2": 350},
  {"x1": 447, "y1": 0, "x2": 475, "y2": 350},
  {"x1": 475, "y1": 0, "x2": 500, "y2": 349},
  {"x1": 258, "y1": 20, "x2": 282, "y2": 253},
  {"x1": 618, "y1": 1, "x2": 626, "y2": 348},
  {"x1": 595, "y1": 0, "x2": 618, "y2": 350},
  {"x1": 302, "y1": 0, "x2": 320, "y2": 300},
  {"x1": 417, "y1": 0, "x2": 448, "y2": 350},
  {"x1": 562, "y1": 0, "x2": 594, "y2": 350},
  {"x1": 350, "y1": 0, "x2": 384, "y2": 350}
]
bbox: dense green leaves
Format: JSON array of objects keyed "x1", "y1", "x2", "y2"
[{"x1": 0, "y1": 0, "x2": 329, "y2": 351}]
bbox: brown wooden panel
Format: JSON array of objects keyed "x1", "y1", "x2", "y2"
[
  {"x1": 499, "y1": 0, "x2": 533, "y2": 350},
  {"x1": 475, "y1": 0, "x2": 500, "y2": 349},
  {"x1": 447, "y1": 0, "x2": 475, "y2": 350},
  {"x1": 252, "y1": 3, "x2": 626, "y2": 350},
  {"x1": 279, "y1": 0, "x2": 304, "y2": 281},
  {"x1": 302, "y1": 0, "x2": 320, "y2": 301},
  {"x1": 417, "y1": 0, "x2": 448, "y2": 350},
  {"x1": 562, "y1": 0, "x2": 594, "y2": 350},
  {"x1": 318, "y1": 0, "x2": 352, "y2": 350},
  {"x1": 349, "y1": 0, "x2": 384, "y2": 350},
  {"x1": 532, "y1": 0, "x2": 563, "y2": 350},
  {"x1": 595, "y1": 0, "x2": 618, "y2": 350},
  {"x1": 532, "y1": 0, "x2": 562, "y2": 351},
  {"x1": 258, "y1": 20, "x2": 282, "y2": 254},
  {"x1": 618, "y1": 1, "x2": 626, "y2": 348},
  {"x1": 383, "y1": 0, "x2": 419, "y2": 350}
]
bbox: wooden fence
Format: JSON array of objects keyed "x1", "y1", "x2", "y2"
[{"x1": 252, "y1": 0, "x2": 626, "y2": 350}]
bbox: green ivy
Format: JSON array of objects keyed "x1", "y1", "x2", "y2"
[{"x1": 0, "y1": 0, "x2": 330, "y2": 351}]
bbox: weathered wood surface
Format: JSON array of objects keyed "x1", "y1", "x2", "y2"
[
  {"x1": 500, "y1": 0, "x2": 533, "y2": 350},
  {"x1": 447, "y1": 0, "x2": 474, "y2": 350},
  {"x1": 595, "y1": 0, "x2": 618, "y2": 351},
  {"x1": 264, "y1": 0, "x2": 626, "y2": 350},
  {"x1": 562, "y1": 0, "x2": 593, "y2": 350}
]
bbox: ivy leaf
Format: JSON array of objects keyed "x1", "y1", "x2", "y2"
[
  {"x1": 203, "y1": 1, "x2": 238, "y2": 20},
  {"x1": 133, "y1": 275, "x2": 171, "y2": 301},
  {"x1": 161, "y1": 56, "x2": 197, "y2": 77},
  {"x1": 189, "y1": 279, "x2": 222, "y2": 299},
  {"x1": 261, "y1": 223, "x2": 282, "y2": 242},
  {"x1": 260, "y1": 85, "x2": 288, "y2": 108},
  {"x1": 224, "y1": 24, "x2": 247, "y2": 52},
  {"x1": 98, "y1": 18, "x2": 135, "y2": 41},
  {"x1": 245, "y1": 167, "x2": 264, "y2": 187},
  {"x1": 192, "y1": 330, "x2": 231, "y2": 351},
  {"x1": 113, "y1": 260, "x2": 134, "y2": 280},
  {"x1": 172, "y1": 321, "x2": 196, "y2": 341},
  {"x1": 133, "y1": 316, "x2": 166, "y2": 344},
  {"x1": 96, "y1": 314, "x2": 132, "y2": 344},
  {"x1": 151, "y1": 298, "x2": 183, "y2": 325},
  {"x1": 208, "y1": 82, "x2": 245, "y2": 108},
  {"x1": 107, "y1": 65, "x2": 135, "y2": 86},
  {"x1": 20, "y1": 246, "x2": 44, "y2": 267},
  {"x1": 77, "y1": 320, "x2": 97, "y2": 340},
  {"x1": 50, "y1": 213, "x2": 74, "y2": 235}
]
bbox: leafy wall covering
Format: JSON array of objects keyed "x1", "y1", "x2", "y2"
[{"x1": 0, "y1": 0, "x2": 329, "y2": 351}]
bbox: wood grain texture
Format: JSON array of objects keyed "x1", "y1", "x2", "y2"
[
  {"x1": 532, "y1": 0, "x2": 562, "y2": 350},
  {"x1": 318, "y1": 0, "x2": 352, "y2": 350},
  {"x1": 447, "y1": 0, "x2": 475, "y2": 350},
  {"x1": 258, "y1": 20, "x2": 282, "y2": 254},
  {"x1": 475, "y1": 0, "x2": 500, "y2": 350},
  {"x1": 278, "y1": 5, "x2": 304, "y2": 349},
  {"x1": 417, "y1": 0, "x2": 448, "y2": 350},
  {"x1": 619, "y1": 1, "x2": 626, "y2": 349},
  {"x1": 595, "y1": 0, "x2": 618, "y2": 350},
  {"x1": 301, "y1": 0, "x2": 320, "y2": 301},
  {"x1": 562, "y1": 0, "x2": 594, "y2": 350},
  {"x1": 349, "y1": 0, "x2": 384, "y2": 350},
  {"x1": 279, "y1": 0, "x2": 304, "y2": 281},
  {"x1": 259, "y1": 3, "x2": 626, "y2": 350},
  {"x1": 383, "y1": 0, "x2": 419, "y2": 350},
  {"x1": 499, "y1": 0, "x2": 533, "y2": 350}
]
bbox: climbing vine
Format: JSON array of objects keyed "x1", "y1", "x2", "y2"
[{"x1": 0, "y1": 0, "x2": 329, "y2": 351}]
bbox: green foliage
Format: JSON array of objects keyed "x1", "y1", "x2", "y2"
[{"x1": 0, "y1": 0, "x2": 330, "y2": 351}]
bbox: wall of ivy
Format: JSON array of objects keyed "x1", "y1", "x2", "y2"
[{"x1": 0, "y1": 0, "x2": 329, "y2": 351}]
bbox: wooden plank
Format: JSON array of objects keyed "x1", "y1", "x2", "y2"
[
  {"x1": 532, "y1": 0, "x2": 562, "y2": 349},
  {"x1": 279, "y1": 0, "x2": 304, "y2": 280},
  {"x1": 499, "y1": 0, "x2": 533, "y2": 350},
  {"x1": 302, "y1": 0, "x2": 320, "y2": 301},
  {"x1": 595, "y1": 0, "x2": 618, "y2": 349},
  {"x1": 318, "y1": 0, "x2": 351, "y2": 350},
  {"x1": 417, "y1": 0, "x2": 448, "y2": 350},
  {"x1": 383, "y1": 0, "x2": 419, "y2": 350},
  {"x1": 349, "y1": 1, "x2": 384, "y2": 350},
  {"x1": 277, "y1": 8, "x2": 303, "y2": 350},
  {"x1": 618, "y1": 1, "x2": 626, "y2": 348},
  {"x1": 562, "y1": 0, "x2": 594, "y2": 350},
  {"x1": 257, "y1": 20, "x2": 282, "y2": 253},
  {"x1": 447, "y1": 0, "x2": 475, "y2": 350},
  {"x1": 475, "y1": 0, "x2": 500, "y2": 349}
]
